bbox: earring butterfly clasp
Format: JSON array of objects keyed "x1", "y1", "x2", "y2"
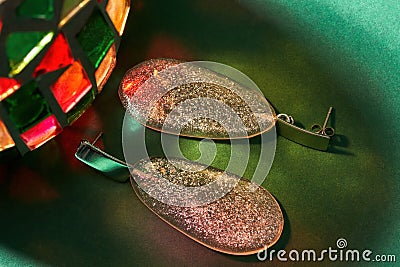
[{"x1": 311, "y1": 107, "x2": 335, "y2": 137}]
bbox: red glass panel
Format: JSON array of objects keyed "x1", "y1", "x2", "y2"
[
  {"x1": 0, "y1": 77, "x2": 21, "y2": 101},
  {"x1": 33, "y1": 33, "x2": 74, "y2": 77},
  {"x1": 20, "y1": 115, "x2": 62, "y2": 150},
  {"x1": 51, "y1": 61, "x2": 92, "y2": 113}
]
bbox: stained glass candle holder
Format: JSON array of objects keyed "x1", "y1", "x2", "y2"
[{"x1": 0, "y1": 0, "x2": 130, "y2": 156}]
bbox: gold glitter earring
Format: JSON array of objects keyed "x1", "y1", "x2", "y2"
[
  {"x1": 75, "y1": 137, "x2": 284, "y2": 255},
  {"x1": 119, "y1": 59, "x2": 276, "y2": 140},
  {"x1": 119, "y1": 58, "x2": 335, "y2": 150}
]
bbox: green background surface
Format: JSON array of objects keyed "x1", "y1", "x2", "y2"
[{"x1": 0, "y1": 0, "x2": 399, "y2": 266}]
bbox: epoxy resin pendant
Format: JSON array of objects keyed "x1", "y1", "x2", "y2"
[
  {"x1": 119, "y1": 59, "x2": 276, "y2": 139},
  {"x1": 131, "y1": 157, "x2": 284, "y2": 255}
]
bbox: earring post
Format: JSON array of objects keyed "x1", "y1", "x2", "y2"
[
  {"x1": 92, "y1": 132, "x2": 103, "y2": 145},
  {"x1": 322, "y1": 107, "x2": 333, "y2": 130}
]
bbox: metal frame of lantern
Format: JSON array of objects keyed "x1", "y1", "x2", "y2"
[{"x1": 0, "y1": 0, "x2": 130, "y2": 157}]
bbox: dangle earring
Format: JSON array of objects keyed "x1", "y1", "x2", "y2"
[
  {"x1": 75, "y1": 134, "x2": 284, "y2": 255},
  {"x1": 75, "y1": 58, "x2": 337, "y2": 255}
]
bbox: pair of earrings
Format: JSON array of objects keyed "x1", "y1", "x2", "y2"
[{"x1": 76, "y1": 59, "x2": 335, "y2": 255}]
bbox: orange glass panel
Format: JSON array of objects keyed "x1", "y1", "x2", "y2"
[
  {"x1": 51, "y1": 61, "x2": 92, "y2": 113},
  {"x1": 0, "y1": 120, "x2": 15, "y2": 152},
  {"x1": 95, "y1": 44, "x2": 116, "y2": 92},
  {"x1": 20, "y1": 115, "x2": 62, "y2": 150},
  {"x1": 106, "y1": 0, "x2": 130, "y2": 35}
]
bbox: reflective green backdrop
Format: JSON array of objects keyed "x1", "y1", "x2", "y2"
[{"x1": 0, "y1": 0, "x2": 399, "y2": 266}]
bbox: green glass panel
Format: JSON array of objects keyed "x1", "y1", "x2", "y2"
[
  {"x1": 77, "y1": 9, "x2": 114, "y2": 68},
  {"x1": 6, "y1": 31, "x2": 54, "y2": 76},
  {"x1": 61, "y1": 0, "x2": 86, "y2": 22},
  {"x1": 3, "y1": 81, "x2": 51, "y2": 132},
  {"x1": 67, "y1": 88, "x2": 95, "y2": 124},
  {"x1": 17, "y1": 0, "x2": 54, "y2": 20}
]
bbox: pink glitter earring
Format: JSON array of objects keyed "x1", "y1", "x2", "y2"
[{"x1": 76, "y1": 137, "x2": 284, "y2": 255}]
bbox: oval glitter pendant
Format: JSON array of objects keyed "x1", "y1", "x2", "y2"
[
  {"x1": 130, "y1": 157, "x2": 284, "y2": 255},
  {"x1": 119, "y1": 59, "x2": 276, "y2": 139}
]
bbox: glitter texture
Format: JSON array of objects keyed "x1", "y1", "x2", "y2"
[
  {"x1": 131, "y1": 157, "x2": 284, "y2": 255},
  {"x1": 120, "y1": 59, "x2": 275, "y2": 139},
  {"x1": 146, "y1": 82, "x2": 270, "y2": 138},
  {"x1": 120, "y1": 59, "x2": 181, "y2": 98}
]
